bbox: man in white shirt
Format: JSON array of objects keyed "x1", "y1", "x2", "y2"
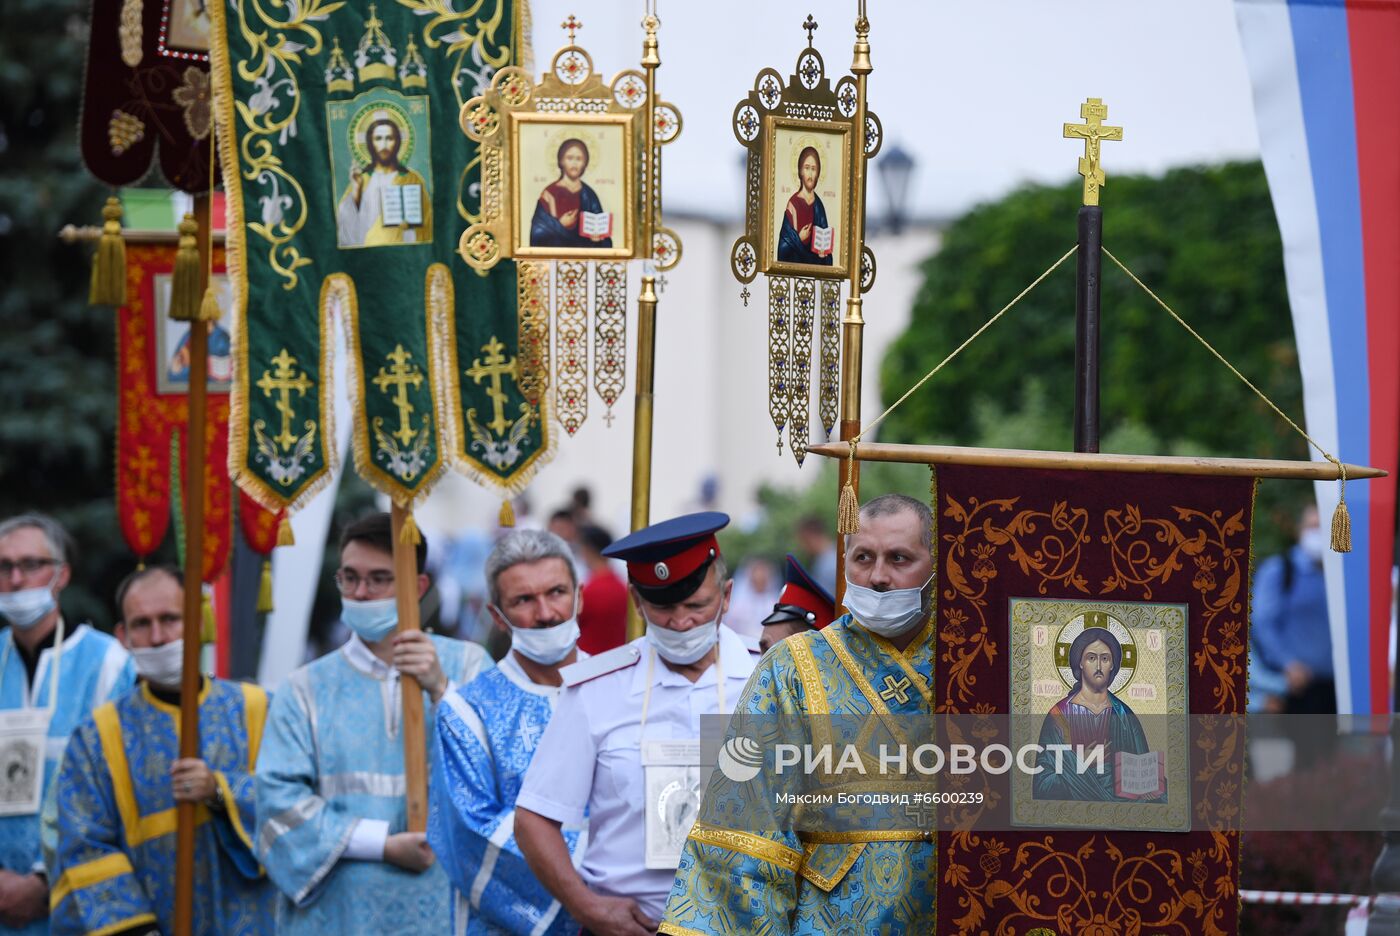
[{"x1": 515, "y1": 513, "x2": 754, "y2": 936}]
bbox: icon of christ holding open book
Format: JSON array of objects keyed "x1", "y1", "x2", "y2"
[
  {"x1": 529, "y1": 138, "x2": 614, "y2": 249},
  {"x1": 336, "y1": 111, "x2": 432, "y2": 248},
  {"x1": 776, "y1": 145, "x2": 834, "y2": 266},
  {"x1": 1032, "y1": 626, "x2": 1165, "y2": 803}
]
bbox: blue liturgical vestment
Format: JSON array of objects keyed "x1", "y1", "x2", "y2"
[
  {"x1": 256, "y1": 634, "x2": 491, "y2": 934},
  {"x1": 0, "y1": 622, "x2": 132, "y2": 936},
  {"x1": 660, "y1": 614, "x2": 937, "y2": 935},
  {"x1": 428, "y1": 652, "x2": 589, "y2": 935},
  {"x1": 49, "y1": 678, "x2": 272, "y2": 935}
]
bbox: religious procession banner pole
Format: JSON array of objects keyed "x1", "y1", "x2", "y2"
[
  {"x1": 390, "y1": 505, "x2": 429, "y2": 831},
  {"x1": 626, "y1": 13, "x2": 663, "y2": 641}
]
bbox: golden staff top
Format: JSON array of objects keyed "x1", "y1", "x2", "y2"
[{"x1": 1064, "y1": 97, "x2": 1123, "y2": 206}]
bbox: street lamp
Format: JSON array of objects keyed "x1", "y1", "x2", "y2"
[{"x1": 876, "y1": 143, "x2": 916, "y2": 235}]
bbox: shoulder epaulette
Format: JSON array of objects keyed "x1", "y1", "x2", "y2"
[{"x1": 561, "y1": 643, "x2": 643, "y2": 688}]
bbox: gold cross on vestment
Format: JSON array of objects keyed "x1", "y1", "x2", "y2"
[
  {"x1": 561, "y1": 14, "x2": 582, "y2": 43},
  {"x1": 371, "y1": 344, "x2": 424, "y2": 446},
  {"x1": 256, "y1": 349, "x2": 313, "y2": 450},
  {"x1": 466, "y1": 337, "x2": 518, "y2": 435},
  {"x1": 879, "y1": 674, "x2": 912, "y2": 706},
  {"x1": 1063, "y1": 97, "x2": 1123, "y2": 207}
]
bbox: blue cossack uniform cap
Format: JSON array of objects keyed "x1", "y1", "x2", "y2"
[{"x1": 602, "y1": 511, "x2": 730, "y2": 605}]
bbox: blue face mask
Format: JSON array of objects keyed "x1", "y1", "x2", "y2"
[{"x1": 342, "y1": 596, "x2": 398, "y2": 643}]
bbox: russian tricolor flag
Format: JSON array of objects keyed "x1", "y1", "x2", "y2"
[{"x1": 1235, "y1": 0, "x2": 1399, "y2": 715}]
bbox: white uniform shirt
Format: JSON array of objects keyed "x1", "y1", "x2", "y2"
[{"x1": 516, "y1": 626, "x2": 755, "y2": 923}]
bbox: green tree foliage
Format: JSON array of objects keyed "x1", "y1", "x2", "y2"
[{"x1": 0, "y1": 0, "x2": 125, "y2": 627}]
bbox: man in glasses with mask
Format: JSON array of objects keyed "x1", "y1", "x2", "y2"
[
  {"x1": 514, "y1": 513, "x2": 754, "y2": 936},
  {"x1": 660, "y1": 494, "x2": 937, "y2": 935},
  {"x1": 49, "y1": 565, "x2": 274, "y2": 933},
  {"x1": 428, "y1": 529, "x2": 590, "y2": 934},
  {"x1": 0, "y1": 514, "x2": 133, "y2": 933},
  {"x1": 255, "y1": 512, "x2": 492, "y2": 934}
]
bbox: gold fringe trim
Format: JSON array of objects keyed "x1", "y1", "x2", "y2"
[
  {"x1": 499, "y1": 498, "x2": 515, "y2": 527},
  {"x1": 276, "y1": 517, "x2": 295, "y2": 547},
  {"x1": 168, "y1": 214, "x2": 202, "y2": 321},
  {"x1": 90, "y1": 197, "x2": 127, "y2": 306},
  {"x1": 837, "y1": 441, "x2": 860, "y2": 534},
  {"x1": 201, "y1": 592, "x2": 216, "y2": 645},
  {"x1": 399, "y1": 510, "x2": 422, "y2": 545},
  {"x1": 256, "y1": 559, "x2": 274, "y2": 614}
]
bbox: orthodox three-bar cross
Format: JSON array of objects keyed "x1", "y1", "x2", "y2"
[
  {"x1": 467, "y1": 337, "x2": 518, "y2": 435},
  {"x1": 256, "y1": 349, "x2": 313, "y2": 449},
  {"x1": 372, "y1": 344, "x2": 424, "y2": 446},
  {"x1": 1063, "y1": 97, "x2": 1122, "y2": 207}
]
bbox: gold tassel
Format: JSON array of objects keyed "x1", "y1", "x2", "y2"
[
  {"x1": 1330, "y1": 459, "x2": 1352, "y2": 553},
  {"x1": 201, "y1": 592, "x2": 216, "y2": 645},
  {"x1": 168, "y1": 213, "x2": 202, "y2": 321},
  {"x1": 257, "y1": 559, "x2": 274, "y2": 614},
  {"x1": 277, "y1": 516, "x2": 295, "y2": 547},
  {"x1": 198, "y1": 283, "x2": 222, "y2": 322},
  {"x1": 399, "y1": 511, "x2": 422, "y2": 545},
  {"x1": 90, "y1": 196, "x2": 127, "y2": 306},
  {"x1": 837, "y1": 440, "x2": 861, "y2": 535},
  {"x1": 499, "y1": 499, "x2": 515, "y2": 527}
]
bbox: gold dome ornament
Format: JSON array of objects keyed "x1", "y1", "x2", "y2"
[
  {"x1": 355, "y1": 5, "x2": 398, "y2": 83},
  {"x1": 325, "y1": 38, "x2": 355, "y2": 95},
  {"x1": 399, "y1": 36, "x2": 428, "y2": 90}
]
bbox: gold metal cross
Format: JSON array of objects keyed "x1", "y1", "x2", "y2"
[
  {"x1": 879, "y1": 674, "x2": 912, "y2": 706},
  {"x1": 1063, "y1": 97, "x2": 1123, "y2": 207},
  {"x1": 371, "y1": 344, "x2": 424, "y2": 446},
  {"x1": 466, "y1": 336, "x2": 518, "y2": 435},
  {"x1": 561, "y1": 14, "x2": 582, "y2": 43},
  {"x1": 256, "y1": 348, "x2": 313, "y2": 450},
  {"x1": 803, "y1": 14, "x2": 818, "y2": 46}
]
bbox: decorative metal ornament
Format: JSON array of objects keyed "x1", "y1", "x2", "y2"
[
  {"x1": 459, "y1": 16, "x2": 682, "y2": 436},
  {"x1": 734, "y1": 16, "x2": 878, "y2": 465}
]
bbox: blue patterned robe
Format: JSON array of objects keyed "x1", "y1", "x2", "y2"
[
  {"x1": 49, "y1": 678, "x2": 272, "y2": 934},
  {"x1": 0, "y1": 623, "x2": 132, "y2": 936},
  {"x1": 660, "y1": 614, "x2": 937, "y2": 935},
  {"x1": 428, "y1": 654, "x2": 588, "y2": 935},
  {"x1": 256, "y1": 635, "x2": 491, "y2": 934}
]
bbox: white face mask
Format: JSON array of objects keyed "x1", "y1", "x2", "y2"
[
  {"x1": 341, "y1": 596, "x2": 399, "y2": 643},
  {"x1": 644, "y1": 607, "x2": 722, "y2": 665},
  {"x1": 507, "y1": 617, "x2": 580, "y2": 665},
  {"x1": 844, "y1": 574, "x2": 933, "y2": 638},
  {"x1": 1298, "y1": 527, "x2": 1325, "y2": 562},
  {"x1": 131, "y1": 639, "x2": 185, "y2": 689},
  {"x1": 0, "y1": 581, "x2": 58, "y2": 630}
]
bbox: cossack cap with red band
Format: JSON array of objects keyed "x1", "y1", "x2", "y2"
[
  {"x1": 761, "y1": 554, "x2": 836, "y2": 631},
  {"x1": 602, "y1": 511, "x2": 730, "y2": 605}
]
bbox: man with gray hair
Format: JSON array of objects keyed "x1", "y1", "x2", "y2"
[
  {"x1": 428, "y1": 528, "x2": 589, "y2": 935},
  {"x1": 660, "y1": 494, "x2": 937, "y2": 934},
  {"x1": 0, "y1": 514, "x2": 133, "y2": 933}
]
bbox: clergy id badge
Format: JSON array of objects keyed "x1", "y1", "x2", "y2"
[
  {"x1": 0, "y1": 709, "x2": 48, "y2": 816},
  {"x1": 642, "y1": 739, "x2": 702, "y2": 869}
]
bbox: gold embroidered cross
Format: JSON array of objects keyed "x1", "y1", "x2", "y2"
[
  {"x1": 256, "y1": 349, "x2": 313, "y2": 450},
  {"x1": 561, "y1": 14, "x2": 582, "y2": 43},
  {"x1": 371, "y1": 344, "x2": 424, "y2": 446},
  {"x1": 466, "y1": 337, "x2": 518, "y2": 435},
  {"x1": 879, "y1": 674, "x2": 912, "y2": 705},
  {"x1": 1063, "y1": 97, "x2": 1123, "y2": 207},
  {"x1": 128, "y1": 445, "x2": 158, "y2": 493}
]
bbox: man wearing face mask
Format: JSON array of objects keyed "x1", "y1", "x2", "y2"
[
  {"x1": 428, "y1": 529, "x2": 590, "y2": 934},
  {"x1": 660, "y1": 494, "x2": 937, "y2": 935},
  {"x1": 48, "y1": 566, "x2": 273, "y2": 933},
  {"x1": 1252, "y1": 503, "x2": 1336, "y2": 766},
  {"x1": 0, "y1": 514, "x2": 133, "y2": 934},
  {"x1": 514, "y1": 513, "x2": 754, "y2": 936},
  {"x1": 255, "y1": 512, "x2": 492, "y2": 934}
]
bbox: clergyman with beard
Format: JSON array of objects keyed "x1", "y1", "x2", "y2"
[
  {"x1": 1032, "y1": 626, "x2": 1158, "y2": 802},
  {"x1": 336, "y1": 111, "x2": 432, "y2": 247}
]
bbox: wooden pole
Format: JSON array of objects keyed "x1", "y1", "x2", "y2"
[
  {"x1": 1074, "y1": 206, "x2": 1104, "y2": 454},
  {"x1": 172, "y1": 192, "x2": 211, "y2": 936},
  {"x1": 390, "y1": 503, "x2": 429, "y2": 832},
  {"x1": 834, "y1": 6, "x2": 873, "y2": 607},
  {"x1": 625, "y1": 16, "x2": 663, "y2": 641}
]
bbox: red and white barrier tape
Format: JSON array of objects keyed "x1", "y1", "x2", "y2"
[{"x1": 1241, "y1": 889, "x2": 1371, "y2": 908}]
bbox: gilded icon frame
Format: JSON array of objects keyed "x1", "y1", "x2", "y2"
[{"x1": 760, "y1": 115, "x2": 853, "y2": 280}]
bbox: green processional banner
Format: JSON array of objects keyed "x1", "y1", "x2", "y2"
[{"x1": 211, "y1": 0, "x2": 552, "y2": 515}]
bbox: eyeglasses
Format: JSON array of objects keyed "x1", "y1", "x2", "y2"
[
  {"x1": 333, "y1": 569, "x2": 395, "y2": 598},
  {"x1": 0, "y1": 558, "x2": 59, "y2": 580}
]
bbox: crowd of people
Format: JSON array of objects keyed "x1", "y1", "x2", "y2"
[{"x1": 0, "y1": 489, "x2": 1339, "y2": 934}]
